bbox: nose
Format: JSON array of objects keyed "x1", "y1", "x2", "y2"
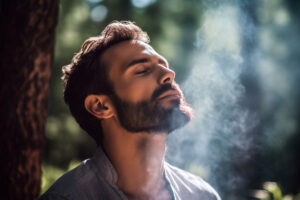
[{"x1": 159, "y1": 66, "x2": 175, "y2": 85}]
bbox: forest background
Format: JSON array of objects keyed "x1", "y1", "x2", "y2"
[{"x1": 1, "y1": 0, "x2": 300, "y2": 199}]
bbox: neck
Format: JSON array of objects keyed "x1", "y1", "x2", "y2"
[{"x1": 101, "y1": 117, "x2": 171, "y2": 199}]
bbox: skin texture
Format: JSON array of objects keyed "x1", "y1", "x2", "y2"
[{"x1": 84, "y1": 40, "x2": 186, "y2": 200}]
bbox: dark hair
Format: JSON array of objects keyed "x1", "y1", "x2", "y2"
[{"x1": 62, "y1": 21, "x2": 150, "y2": 145}]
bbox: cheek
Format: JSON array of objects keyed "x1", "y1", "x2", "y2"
[{"x1": 115, "y1": 76, "x2": 157, "y2": 103}]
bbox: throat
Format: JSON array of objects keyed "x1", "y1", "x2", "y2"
[{"x1": 114, "y1": 134, "x2": 169, "y2": 199}]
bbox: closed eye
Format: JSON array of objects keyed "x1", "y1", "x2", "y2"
[{"x1": 135, "y1": 67, "x2": 151, "y2": 75}]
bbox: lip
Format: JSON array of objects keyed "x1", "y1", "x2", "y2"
[{"x1": 158, "y1": 90, "x2": 181, "y2": 100}]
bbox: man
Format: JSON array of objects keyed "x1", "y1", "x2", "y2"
[{"x1": 40, "y1": 21, "x2": 220, "y2": 200}]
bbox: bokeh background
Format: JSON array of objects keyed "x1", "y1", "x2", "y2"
[{"x1": 42, "y1": 0, "x2": 300, "y2": 199}]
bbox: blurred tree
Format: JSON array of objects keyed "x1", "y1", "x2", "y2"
[
  {"x1": 42, "y1": 0, "x2": 300, "y2": 199},
  {"x1": 0, "y1": 0, "x2": 58, "y2": 199},
  {"x1": 237, "y1": 0, "x2": 262, "y2": 196}
]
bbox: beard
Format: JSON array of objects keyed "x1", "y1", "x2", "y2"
[{"x1": 109, "y1": 83, "x2": 193, "y2": 134}]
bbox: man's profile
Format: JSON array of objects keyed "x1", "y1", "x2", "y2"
[{"x1": 40, "y1": 21, "x2": 220, "y2": 200}]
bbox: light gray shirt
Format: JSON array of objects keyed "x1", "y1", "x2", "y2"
[{"x1": 39, "y1": 147, "x2": 220, "y2": 200}]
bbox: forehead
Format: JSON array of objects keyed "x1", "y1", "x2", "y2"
[{"x1": 100, "y1": 40, "x2": 159, "y2": 71}]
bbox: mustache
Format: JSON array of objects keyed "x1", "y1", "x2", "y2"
[{"x1": 151, "y1": 84, "x2": 177, "y2": 101}]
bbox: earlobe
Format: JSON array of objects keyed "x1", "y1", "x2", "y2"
[{"x1": 84, "y1": 95, "x2": 115, "y2": 119}]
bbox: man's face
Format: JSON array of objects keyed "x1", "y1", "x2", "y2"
[{"x1": 101, "y1": 40, "x2": 193, "y2": 133}]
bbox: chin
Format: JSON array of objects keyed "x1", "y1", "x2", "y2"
[
  {"x1": 167, "y1": 103, "x2": 193, "y2": 134},
  {"x1": 150, "y1": 100, "x2": 193, "y2": 134}
]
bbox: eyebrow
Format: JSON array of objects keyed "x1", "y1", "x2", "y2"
[{"x1": 126, "y1": 58, "x2": 150, "y2": 69}]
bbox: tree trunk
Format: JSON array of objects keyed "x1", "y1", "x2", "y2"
[{"x1": 0, "y1": 0, "x2": 58, "y2": 199}]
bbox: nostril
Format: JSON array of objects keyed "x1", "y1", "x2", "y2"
[{"x1": 163, "y1": 77, "x2": 171, "y2": 83}]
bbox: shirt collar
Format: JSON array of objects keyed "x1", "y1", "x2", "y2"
[
  {"x1": 90, "y1": 145, "x2": 175, "y2": 200},
  {"x1": 91, "y1": 145, "x2": 119, "y2": 184}
]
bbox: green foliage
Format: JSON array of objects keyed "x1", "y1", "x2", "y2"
[
  {"x1": 41, "y1": 160, "x2": 81, "y2": 194},
  {"x1": 252, "y1": 182, "x2": 300, "y2": 200},
  {"x1": 43, "y1": 0, "x2": 300, "y2": 199}
]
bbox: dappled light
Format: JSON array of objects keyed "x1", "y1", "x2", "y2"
[{"x1": 42, "y1": 0, "x2": 300, "y2": 199}]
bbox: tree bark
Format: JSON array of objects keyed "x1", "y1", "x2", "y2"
[{"x1": 0, "y1": 0, "x2": 58, "y2": 199}]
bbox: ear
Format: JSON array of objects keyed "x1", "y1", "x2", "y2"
[{"x1": 84, "y1": 94, "x2": 115, "y2": 119}]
